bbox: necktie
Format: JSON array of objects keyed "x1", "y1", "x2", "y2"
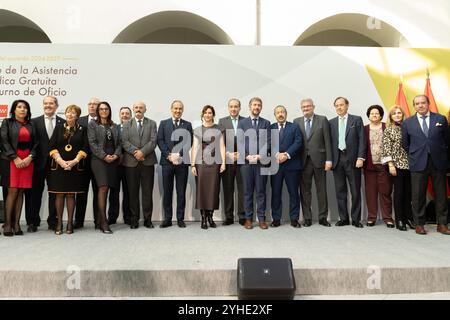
[
  {"x1": 252, "y1": 118, "x2": 258, "y2": 129},
  {"x1": 137, "y1": 120, "x2": 143, "y2": 136},
  {"x1": 338, "y1": 117, "x2": 346, "y2": 151},
  {"x1": 305, "y1": 118, "x2": 311, "y2": 139},
  {"x1": 279, "y1": 123, "x2": 285, "y2": 141},
  {"x1": 421, "y1": 115, "x2": 429, "y2": 137},
  {"x1": 47, "y1": 117, "x2": 54, "y2": 138},
  {"x1": 232, "y1": 118, "x2": 237, "y2": 134},
  {"x1": 174, "y1": 119, "x2": 179, "y2": 128}
]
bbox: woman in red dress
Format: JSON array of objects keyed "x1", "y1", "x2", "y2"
[{"x1": 0, "y1": 100, "x2": 38, "y2": 237}]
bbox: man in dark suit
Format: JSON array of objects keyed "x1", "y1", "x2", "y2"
[
  {"x1": 74, "y1": 97, "x2": 99, "y2": 228},
  {"x1": 401, "y1": 94, "x2": 450, "y2": 235},
  {"x1": 108, "y1": 106, "x2": 132, "y2": 225},
  {"x1": 294, "y1": 98, "x2": 332, "y2": 227},
  {"x1": 24, "y1": 96, "x2": 64, "y2": 232},
  {"x1": 237, "y1": 97, "x2": 271, "y2": 230},
  {"x1": 121, "y1": 101, "x2": 158, "y2": 229},
  {"x1": 157, "y1": 100, "x2": 193, "y2": 228},
  {"x1": 270, "y1": 105, "x2": 302, "y2": 228},
  {"x1": 218, "y1": 98, "x2": 245, "y2": 225},
  {"x1": 329, "y1": 97, "x2": 366, "y2": 228}
]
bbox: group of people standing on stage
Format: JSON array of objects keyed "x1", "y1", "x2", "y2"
[{"x1": 0, "y1": 94, "x2": 449, "y2": 237}]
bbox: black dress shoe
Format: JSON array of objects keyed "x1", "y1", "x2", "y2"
[
  {"x1": 386, "y1": 222, "x2": 395, "y2": 228},
  {"x1": 3, "y1": 231, "x2": 13, "y2": 237},
  {"x1": 302, "y1": 219, "x2": 312, "y2": 227},
  {"x1": 222, "y1": 220, "x2": 234, "y2": 226},
  {"x1": 352, "y1": 221, "x2": 363, "y2": 228},
  {"x1": 144, "y1": 221, "x2": 154, "y2": 229},
  {"x1": 27, "y1": 225, "x2": 38, "y2": 233},
  {"x1": 160, "y1": 221, "x2": 173, "y2": 228},
  {"x1": 396, "y1": 221, "x2": 407, "y2": 231},
  {"x1": 73, "y1": 223, "x2": 84, "y2": 229},
  {"x1": 130, "y1": 224, "x2": 139, "y2": 229},
  {"x1": 238, "y1": 218, "x2": 246, "y2": 226},
  {"x1": 319, "y1": 219, "x2": 331, "y2": 227},
  {"x1": 290, "y1": 220, "x2": 301, "y2": 228},
  {"x1": 270, "y1": 220, "x2": 281, "y2": 227},
  {"x1": 406, "y1": 219, "x2": 416, "y2": 229},
  {"x1": 177, "y1": 220, "x2": 186, "y2": 228},
  {"x1": 335, "y1": 220, "x2": 350, "y2": 226}
]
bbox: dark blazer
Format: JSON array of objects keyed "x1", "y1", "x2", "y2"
[
  {"x1": 237, "y1": 116, "x2": 271, "y2": 162},
  {"x1": 0, "y1": 118, "x2": 38, "y2": 160},
  {"x1": 364, "y1": 122, "x2": 387, "y2": 171},
  {"x1": 294, "y1": 114, "x2": 332, "y2": 168},
  {"x1": 157, "y1": 118, "x2": 193, "y2": 166},
  {"x1": 87, "y1": 120, "x2": 122, "y2": 160},
  {"x1": 401, "y1": 112, "x2": 449, "y2": 172},
  {"x1": 218, "y1": 115, "x2": 244, "y2": 149},
  {"x1": 31, "y1": 115, "x2": 64, "y2": 171},
  {"x1": 269, "y1": 121, "x2": 302, "y2": 171},
  {"x1": 329, "y1": 114, "x2": 366, "y2": 169},
  {"x1": 121, "y1": 117, "x2": 157, "y2": 167},
  {"x1": 78, "y1": 115, "x2": 93, "y2": 153}
]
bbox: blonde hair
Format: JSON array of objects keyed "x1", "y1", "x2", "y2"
[{"x1": 387, "y1": 105, "x2": 405, "y2": 127}]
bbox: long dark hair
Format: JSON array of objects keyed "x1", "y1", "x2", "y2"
[
  {"x1": 95, "y1": 101, "x2": 113, "y2": 125},
  {"x1": 9, "y1": 99, "x2": 31, "y2": 122}
]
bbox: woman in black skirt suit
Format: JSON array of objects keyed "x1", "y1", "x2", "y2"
[
  {"x1": 191, "y1": 105, "x2": 226, "y2": 229},
  {"x1": 48, "y1": 105, "x2": 88, "y2": 235},
  {"x1": 87, "y1": 101, "x2": 121, "y2": 234}
]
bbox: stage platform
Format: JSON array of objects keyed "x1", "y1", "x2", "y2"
[{"x1": 1, "y1": 221, "x2": 450, "y2": 298}]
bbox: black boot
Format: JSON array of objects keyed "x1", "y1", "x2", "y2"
[
  {"x1": 207, "y1": 211, "x2": 216, "y2": 228},
  {"x1": 201, "y1": 210, "x2": 207, "y2": 229}
]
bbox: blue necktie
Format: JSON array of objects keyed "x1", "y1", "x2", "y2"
[
  {"x1": 305, "y1": 118, "x2": 311, "y2": 139},
  {"x1": 279, "y1": 123, "x2": 285, "y2": 141},
  {"x1": 252, "y1": 118, "x2": 258, "y2": 129},
  {"x1": 421, "y1": 115, "x2": 429, "y2": 137}
]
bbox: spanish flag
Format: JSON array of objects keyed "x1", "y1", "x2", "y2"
[{"x1": 395, "y1": 80, "x2": 410, "y2": 117}]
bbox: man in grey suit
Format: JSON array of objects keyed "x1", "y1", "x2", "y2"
[
  {"x1": 218, "y1": 98, "x2": 246, "y2": 225},
  {"x1": 294, "y1": 98, "x2": 332, "y2": 227},
  {"x1": 329, "y1": 97, "x2": 366, "y2": 228},
  {"x1": 121, "y1": 101, "x2": 158, "y2": 229}
]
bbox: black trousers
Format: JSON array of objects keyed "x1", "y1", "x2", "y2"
[
  {"x1": 24, "y1": 169, "x2": 56, "y2": 227},
  {"x1": 125, "y1": 163, "x2": 154, "y2": 225},
  {"x1": 108, "y1": 165, "x2": 130, "y2": 223},
  {"x1": 411, "y1": 156, "x2": 448, "y2": 225},
  {"x1": 300, "y1": 156, "x2": 328, "y2": 221},
  {"x1": 75, "y1": 170, "x2": 99, "y2": 226},
  {"x1": 392, "y1": 168, "x2": 413, "y2": 223},
  {"x1": 220, "y1": 164, "x2": 245, "y2": 221},
  {"x1": 332, "y1": 152, "x2": 362, "y2": 222}
]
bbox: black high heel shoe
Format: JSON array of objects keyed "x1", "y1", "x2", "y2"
[
  {"x1": 14, "y1": 228, "x2": 24, "y2": 236},
  {"x1": 100, "y1": 225, "x2": 113, "y2": 234},
  {"x1": 55, "y1": 223, "x2": 63, "y2": 235},
  {"x1": 66, "y1": 224, "x2": 74, "y2": 234}
]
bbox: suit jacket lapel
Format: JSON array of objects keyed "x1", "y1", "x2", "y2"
[
  {"x1": 428, "y1": 113, "x2": 436, "y2": 136},
  {"x1": 345, "y1": 115, "x2": 353, "y2": 138},
  {"x1": 308, "y1": 115, "x2": 317, "y2": 140}
]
